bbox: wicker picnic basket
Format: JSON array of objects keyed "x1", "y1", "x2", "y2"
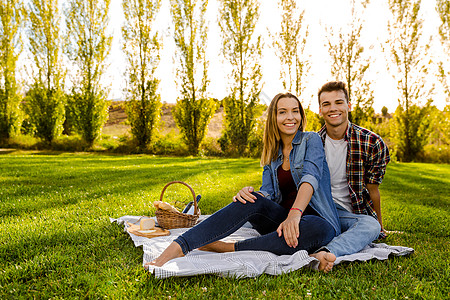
[{"x1": 155, "y1": 181, "x2": 200, "y2": 229}]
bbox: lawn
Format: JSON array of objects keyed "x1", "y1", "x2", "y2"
[{"x1": 0, "y1": 151, "x2": 449, "y2": 299}]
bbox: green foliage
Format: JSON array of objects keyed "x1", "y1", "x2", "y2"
[
  {"x1": 387, "y1": 0, "x2": 433, "y2": 162},
  {"x1": 122, "y1": 0, "x2": 162, "y2": 150},
  {"x1": 0, "y1": 155, "x2": 448, "y2": 298},
  {"x1": 247, "y1": 116, "x2": 265, "y2": 158},
  {"x1": 391, "y1": 101, "x2": 434, "y2": 161},
  {"x1": 170, "y1": 0, "x2": 216, "y2": 155},
  {"x1": 173, "y1": 97, "x2": 217, "y2": 155},
  {"x1": 151, "y1": 131, "x2": 188, "y2": 156},
  {"x1": 219, "y1": 0, "x2": 263, "y2": 154},
  {"x1": 125, "y1": 80, "x2": 161, "y2": 151},
  {"x1": 304, "y1": 107, "x2": 324, "y2": 132},
  {"x1": 23, "y1": 85, "x2": 65, "y2": 143},
  {"x1": 0, "y1": 0, "x2": 22, "y2": 140},
  {"x1": 65, "y1": 0, "x2": 112, "y2": 146},
  {"x1": 273, "y1": 0, "x2": 309, "y2": 96},
  {"x1": 67, "y1": 89, "x2": 109, "y2": 145},
  {"x1": 200, "y1": 136, "x2": 222, "y2": 157},
  {"x1": 24, "y1": 0, "x2": 66, "y2": 143}
]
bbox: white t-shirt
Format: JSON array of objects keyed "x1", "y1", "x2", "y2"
[{"x1": 324, "y1": 134, "x2": 353, "y2": 212}]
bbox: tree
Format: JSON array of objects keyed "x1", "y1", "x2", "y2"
[
  {"x1": 381, "y1": 106, "x2": 389, "y2": 118},
  {"x1": 392, "y1": 101, "x2": 433, "y2": 161},
  {"x1": 0, "y1": 0, "x2": 22, "y2": 141},
  {"x1": 272, "y1": 0, "x2": 309, "y2": 96},
  {"x1": 218, "y1": 0, "x2": 263, "y2": 154},
  {"x1": 437, "y1": 0, "x2": 450, "y2": 101},
  {"x1": 24, "y1": 0, "x2": 65, "y2": 143},
  {"x1": 170, "y1": 0, "x2": 216, "y2": 155},
  {"x1": 122, "y1": 0, "x2": 162, "y2": 150},
  {"x1": 326, "y1": 0, "x2": 374, "y2": 126},
  {"x1": 65, "y1": 0, "x2": 112, "y2": 146},
  {"x1": 386, "y1": 0, "x2": 432, "y2": 161}
]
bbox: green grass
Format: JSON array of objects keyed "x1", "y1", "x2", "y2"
[{"x1": 0, "y1": 152, "x2": 448, "y2": 299}]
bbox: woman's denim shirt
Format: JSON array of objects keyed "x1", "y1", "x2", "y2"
[{"x1": 258, "y1": 131, "x2": 341, "y2": 236}]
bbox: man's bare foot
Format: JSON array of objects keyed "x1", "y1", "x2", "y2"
[
  {"x1": 310, "y1": 251, "x2": 336, "y2": 273},
  {"x1": 144, "y1": 242, "x2": 184, "y2": 268},
  {"x1": 198, "y1": 240, "x2": 235, "y2": 253}
]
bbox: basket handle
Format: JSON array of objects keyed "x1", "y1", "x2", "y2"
[{"x1": 159, "y1": 181, "x2": 198, "y2": 215}]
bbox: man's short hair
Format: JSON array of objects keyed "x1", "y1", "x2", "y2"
[{"x1": 318, "y1": 81, "x2": 349, "y2": 104}]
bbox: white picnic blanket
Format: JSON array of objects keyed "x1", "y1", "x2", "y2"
[{"x1": 110, "y1": 215, "x2": 414, "y2": 279}]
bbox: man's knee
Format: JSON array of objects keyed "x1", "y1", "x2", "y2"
[{"x1": 359, "y1": 215, "x2": 381, "y2": 238}]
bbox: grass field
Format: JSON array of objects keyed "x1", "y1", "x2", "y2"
[{"x1": 0, "y1": 151, "x2": 449, "y2": 299}]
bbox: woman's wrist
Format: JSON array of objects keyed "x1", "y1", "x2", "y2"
[{"x1": 290, "y1": 207, "x2": 303, "y2": 215}]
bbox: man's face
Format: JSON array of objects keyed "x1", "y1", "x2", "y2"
[{"x1": 319, "y1": 90, "x2": 351, "y2": 128}]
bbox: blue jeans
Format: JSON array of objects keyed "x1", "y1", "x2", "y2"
[
  {"x1": 174, "y1": 193, "x2": 336, "y2": 256},
  {"x1": 321, "y1": 204, "x2": 381, "y2": 257}
]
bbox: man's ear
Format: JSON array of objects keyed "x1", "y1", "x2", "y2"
[{"x1": 348, "y1": 101, "x2": 352, "y2": 111}]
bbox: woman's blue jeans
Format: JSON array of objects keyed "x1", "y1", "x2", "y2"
[{"x1": 174, "y1": 193, "x2": 335, "y2": 256}]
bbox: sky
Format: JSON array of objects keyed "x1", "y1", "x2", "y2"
[{"x1": 29, "y1": 0, "x2": 449, "y2": 114}]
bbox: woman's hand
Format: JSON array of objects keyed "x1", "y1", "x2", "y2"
[
  {"x1": 276, "y1": 210, "x2": 302, "y2": 248},
  {"x1": 233, "y1": 186, "x2": 257, "y2": 204}
]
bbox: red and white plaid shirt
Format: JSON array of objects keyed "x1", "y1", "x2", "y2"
[{"x1": 318, "y1": 122, "x2": 390, "y2": 221}]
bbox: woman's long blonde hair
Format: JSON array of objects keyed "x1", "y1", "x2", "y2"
[{"x1": 260, "y1": 92, "x2": 307, "y2": 166}]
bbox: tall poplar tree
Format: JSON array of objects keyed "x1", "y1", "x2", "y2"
[
  {"x1": 272, "y1": 0, "x2": 309, "y2": 97},
  {"x1": 218, "y1": 0, "x2": 263, "y2": 154},
  {"x1": 170, "y1": 0, "x2": 216, "y2": 155},
  {"x1": 65, "y1": 0, "x2": 112, "y2": 145},
  {"x1": 387, "y1": 0, "x2": 432, "y2": 161},
  {"x1": 437, "y1": 0, "x2": 450, "y2": 100},
  {"x1": 122, "y1": 0, "x2": 161, "y2": 150},
  {"x1": 24, "y1": 0, "x2": 65, "y2": 143},
  {"x1": 326, "y1": 0, "x2": 374, "y2": 126},
  {"x1": 0, "y1": 0, "x2": 22, "y2": 141}
]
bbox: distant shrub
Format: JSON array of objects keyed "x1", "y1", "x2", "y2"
[
  {"x1": 418, "y1": 144, "x2": 450, "y2": 164},
  {"x1": 200, "y1": 137, "x2": 223, "y2": 157},
  {"x1": 97, "y1": 135, "x2": 121, "y2": 151},
  {"x1": 51, "y1": 135, "x2": 88, "y2": 152},
  {"x1": 151, "y1": 132, "x2": 188, "y2": 156},
  {"x1": 1, "y1": 134, "x2": 39, "y2": 149},
  {"x1": 247, "y1": 118, "x2": 264, "y2": 158}
]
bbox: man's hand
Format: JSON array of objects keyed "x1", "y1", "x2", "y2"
[
  {"x1": 276, "y1": 210, "x2": 302, "y2": 248},
  {"x1": 233, "y1": 186, "x2": 257, "y2": 204}
]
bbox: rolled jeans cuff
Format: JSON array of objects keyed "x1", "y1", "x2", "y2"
[
  {"x1": 314, "y1": 246, "x2": 331, "y2": 254},
  {"x1": 174, "y1": 236, "x2": 190, "y2": 255}
]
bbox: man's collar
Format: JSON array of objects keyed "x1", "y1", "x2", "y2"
[{"x1": 319, "y1": 122, "x2": 352, "y2": 141}]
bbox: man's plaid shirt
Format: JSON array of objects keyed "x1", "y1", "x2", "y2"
[{"x1": 318, "y1": 122, "x2": 390, "y2": 220}]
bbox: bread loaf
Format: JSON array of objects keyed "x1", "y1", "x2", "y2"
[
  {"x1": 158, "y1": 202, "x2": 179, "y2": 213},
  {"x1": 154, "y1": 200, "x2": 179, "y2": 213},
  {"x1": 140, "y1": 218, "x2": 155, "y2": 230}
]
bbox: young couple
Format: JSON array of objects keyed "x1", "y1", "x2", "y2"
[{"x1": 146, "y1": 81, "x2": 390, "y2": 273}]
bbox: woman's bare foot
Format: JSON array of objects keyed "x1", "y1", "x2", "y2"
[
  {"x1": 144, "y1": 242, "x2": 184, "y2": 268},
  {"x1": 310, "y1": 251, "x2": 336, "y2": 273},
  {"x1": 198, "y1": 240, "x2": 235, "y2": 253}
]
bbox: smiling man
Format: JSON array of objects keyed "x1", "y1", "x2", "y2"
[{"x1": 315, "y1": 81, "x2": 390, "y2": 266}]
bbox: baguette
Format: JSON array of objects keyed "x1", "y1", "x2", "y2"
[{"x1": 153, "y1": 200, "x2": 179, "y2": 213}]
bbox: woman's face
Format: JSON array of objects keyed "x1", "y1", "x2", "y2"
[{"x1": 276, "y1": 97, "x2": 302, "y2": 139}]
